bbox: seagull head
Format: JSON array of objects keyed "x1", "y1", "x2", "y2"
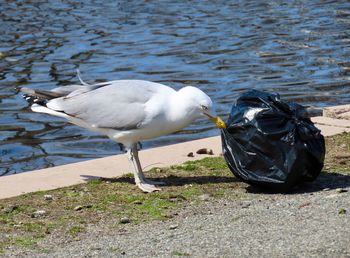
[
  {"x1": 178, "y1": 86, "x2": 226, "y2": 129},
  {"x1": 201, "y1": 105, "x2": 226, "y2": 129}
]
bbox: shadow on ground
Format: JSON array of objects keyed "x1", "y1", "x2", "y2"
[
  {"x1": 81, "y1": 174, "x2": 239, "y2": 186},
  {"x1": 81, "y1": 170, "x2": 350, "y2": 195},
  {"x1": 245, "y1": 171, "x2": 350, "y2": 194}
]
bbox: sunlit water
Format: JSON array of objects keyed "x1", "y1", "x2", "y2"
[{"x1": 1, "y1": 0, "x2": 350, "y2": 175}]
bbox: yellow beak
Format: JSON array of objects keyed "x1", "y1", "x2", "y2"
[{"x1": 205, "y1": 113, "x2": 226, "y2": 129}]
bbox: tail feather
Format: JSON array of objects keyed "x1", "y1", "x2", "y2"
[
  {"x1": 23, "y1": 94, "x2": 47, "y2": 106},
  {"x1": 18, "y1": 87, "x2": 65, "y2": 106}
]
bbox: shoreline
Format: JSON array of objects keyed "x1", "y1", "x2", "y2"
[{"x1": 0, "y1": 104, "x2": 349, "y2": 200}]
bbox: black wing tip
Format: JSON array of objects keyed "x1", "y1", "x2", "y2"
[{"x1": 22, "y1": 94, "x2": 47, "y2": 106}]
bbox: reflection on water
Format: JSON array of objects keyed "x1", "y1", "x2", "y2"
[{"x1": 1, "y1": 0, "x2": 350, "y2": 175}]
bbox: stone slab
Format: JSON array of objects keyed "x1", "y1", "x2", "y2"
[
  {"x1": 0, "y1": 136, "x2": 222, "y2": 200},
  {"x1": 314, "y1": 124, "x2": 350, "y2": 136},
  {"x1": 323, "y1": 104, "x2": 350, "y2": 119},
  {"x1": 311, "y1": 116, "x2": 350, "y2": 128}
]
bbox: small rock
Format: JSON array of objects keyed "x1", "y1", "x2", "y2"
[
  {"x1": 120, "y1": 217, "x2": 131, "y2": 224},
  {"x1": 323, "y1": 188, "x2": 331, "y2": 191},
  {"x1": 198, "y1": 194, "x2": 210, "y2": 201},
  {"x1": 187, "y1": 152, "x2": 194, "y2": 157},
  {"x1": 196, "y1": 148, "x2": 214, "y2": 155},
  {"x1": 169, "y1": 224, "x2": 178, "y2": 230},
  {"x1": 298, "y1": 202, "x2": 311, "y2": 209},
  {"x1": 336, "y1": 188, "x2": 348, "y2": 193},
  {"x1": 155, "y1": 168, "x2": 162, "y2": 173},
  {"x1": 339, "y1": 208, "x2": 347, "y2": 215},
  {"x1": 74, "y1": 205, "x2": 83, "y2": 211},
  {"x1": 240, "y1": 201, "x2": 251, "y2": 209},
  {"x1": 44, "y1": 194, "x2": 53, "y2": 201},
  {"x1": 32, "y1": 210, "x2": 47, "y2": 218}
]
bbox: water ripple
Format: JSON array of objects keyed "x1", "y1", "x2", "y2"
[{"x1": 1, "y1": 0, "x2": 350, "y2": 175}]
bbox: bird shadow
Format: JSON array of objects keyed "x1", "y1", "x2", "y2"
[{"x1": 80, "y1": 174, "x2": 238, "y2": 187}]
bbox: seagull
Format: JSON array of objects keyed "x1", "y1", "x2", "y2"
[{"x1": 19, "y1": 77, "x2": 226, "y2": 192}]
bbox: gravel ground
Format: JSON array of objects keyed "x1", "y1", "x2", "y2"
[{"x1": 4, "y1": 172, "x2": 350, "y2": 258}]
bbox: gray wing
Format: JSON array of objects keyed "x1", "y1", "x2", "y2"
[
  {"x1": 47, "y1": 80, "x2": 164, "y2": 130},
  {"x1": 50, "y1": 81, "x2": 112, "y2": 97}
]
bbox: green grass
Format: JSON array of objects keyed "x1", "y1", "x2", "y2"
[
  {"x1": 69, "y1": 225, "x2": 86, "y2": 237},
  {"x1": 14, "y1": 236, "x2": 41, "y2": 249},
  {"x1": 0, "y1": 156, "x2": 238, "y2": 253},
  {"x1": 172, "y1": 250, "x2": 191, "y2": 256},
  {"x1": 324, "y1": 132, "x2": 350, "y2": 174},
  {"x1": 0, "y1": 133, "x2": 349, "y2": 254}
]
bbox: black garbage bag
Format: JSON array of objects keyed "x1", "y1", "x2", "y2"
[{"x1": 221, "y1": 90, "x2": 325, "y2": 192}]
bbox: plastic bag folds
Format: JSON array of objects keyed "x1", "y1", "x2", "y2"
[{"x1": 221, "y1": 90, "x2": 325, "y2": 192}]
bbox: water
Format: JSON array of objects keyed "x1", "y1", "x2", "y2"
[{"x1": 1, "y1": 0, "x2": 350, "y2": 175}]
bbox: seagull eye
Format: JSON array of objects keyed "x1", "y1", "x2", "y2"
[{"x1": 201, "y1": 105, "x2": 208, "y2": 111}]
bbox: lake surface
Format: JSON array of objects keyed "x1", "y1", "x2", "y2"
[{"x1": 1, "y1": 0, "x2": 350, "y2": 175}]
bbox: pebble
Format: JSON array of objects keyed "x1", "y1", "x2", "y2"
[
  {"x1": 335, "y1": 188, "x2": 348, "y2": 193},
  {"x1": 155, "y1": 168, "x2": 162, "y2": 173},
  {"x1": 240, "y1": 201, "x2": 251, "y2": 209},
  {"x1": 44, "y1": 194, "x2": 53, "y2": 200},
  {"x1": 298, "y1": 202, "x2": 311, "y2": 209},
  {"x1": 187, "y1": 152, "x2": 194, "y2": 157},
  {"x1": 120, "y1": 217, "x2": 131, "y2": 224},
  {"x1": 74, "y1": 205, "x2": 84, "y2": 211},
  {"x1": 32, "y1": 210, "x2": 47, "y2": 218},
  {"x1": 198, "y1": 194, "x2": 210, "y2": 201},
  {"x1": 196, "y1": 148, "x2": 214, "y2": 155},
  {"x1": 169, "y1": 224, "x2": 178, "y2": 230}
]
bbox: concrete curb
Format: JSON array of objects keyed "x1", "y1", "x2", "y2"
[
  {"x1": 0, "y1": 136, "x2": 222, "y2": 199},
  {"x1": 1, "y1": 105, "x2": 349, "y2": 200}
]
